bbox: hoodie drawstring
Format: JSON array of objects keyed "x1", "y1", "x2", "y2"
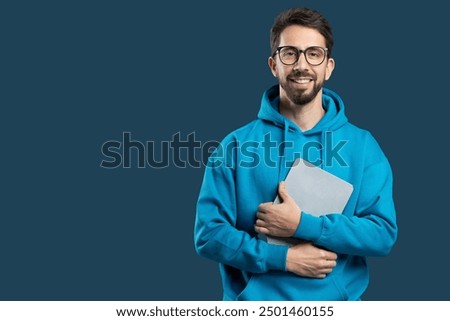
[
  {"x1": 278, "y1": 119, "x2": 289, "y2": 183},
  {"x1": 320, "y1": 131, "x2": 325, "y2": 169}
]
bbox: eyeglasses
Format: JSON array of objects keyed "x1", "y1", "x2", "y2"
[{"x1": 274, "y1": 46, "x2": 328, "y2": 66}]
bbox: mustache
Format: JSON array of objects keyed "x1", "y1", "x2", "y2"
[{"x1": 288, "y1": 71, "x2": 316, "y2": 79}]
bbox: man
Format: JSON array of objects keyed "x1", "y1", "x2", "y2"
[{"x1": 194, "y1": 7, "x2": 397, "y2": 300}]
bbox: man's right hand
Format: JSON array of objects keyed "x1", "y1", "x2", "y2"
[{"x1": 286, "y1": 242, "x2": 337, "y2": 278}]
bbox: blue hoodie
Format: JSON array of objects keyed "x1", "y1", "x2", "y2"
[{"x1": 194, "y1": 85, "x2": 398, "y2": 300}]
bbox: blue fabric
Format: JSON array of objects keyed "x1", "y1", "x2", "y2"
[{"x1": 194, "y1": 85, "x2": 397, "y2": 300}]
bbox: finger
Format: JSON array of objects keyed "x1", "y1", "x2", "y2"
[
  {"x1": 257, "y1": 202, "x2": 272, "y2": 212},
  {"x1": 322, "y1": 250, "x2": 338, "y2": 261},
  {"x1": 256, "y1": 211, "x2": 267, "y2": 219},
  {"x1": 255, "y1": 219, "x2": 266, "y2": 227},
  {"x1": 320, "y1": 266, "x2": 334, "y2": 274},
  {"x1": 325, "y1": 260, "x2": 337, "y2": 268},
  {"x1": 254, "y1": 225, "x2": 270, "y2": 235},
  {"x1": 320, "y1": 258, "x2": 336, "y2": 267},
  {"x1": 277, "y1": 181, "x2": 290, "y2": 203},
  {"x1": 329, "y1": 252, "x2": 338, "y2": 260},
  {"x1": 278, "y1": 181, "x2": 289, "y2": 203},
  {"x1": 316, "y1": 269, "x2": 334, "y2": 278}
]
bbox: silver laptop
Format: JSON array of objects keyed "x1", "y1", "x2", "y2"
[{"x1": 261, "y1": 158, "x2": 354, "y2": 246}]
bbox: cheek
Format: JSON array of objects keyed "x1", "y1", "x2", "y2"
[
  {"x1": 313, "y1": 70, "x2": 326, "y2": 82},
  {"x1": 318, "y1": 68, "x2": 329, "y2": 82},
  {"x1": 277, "y1": 67, "x2": 291, "y2": 79},
  {"x1": 272, "y1": 69, "x2": 283, "y2": 80}
]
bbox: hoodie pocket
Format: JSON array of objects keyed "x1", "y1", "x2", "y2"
[{"x1": 235, "y1": 271, "x2": 349, "y2": 301}]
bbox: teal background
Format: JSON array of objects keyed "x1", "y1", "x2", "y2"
[{"x1": 1, "y1": 0, "x2": 448, "y2": 300}]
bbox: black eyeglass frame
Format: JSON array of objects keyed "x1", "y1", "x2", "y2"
[{"x1": 273, "y1": 46, "x2": 329, "y2": 66}]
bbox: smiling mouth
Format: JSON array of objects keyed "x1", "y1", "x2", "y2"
[{"x1": 291, "y1": 78, "x2": 313, "y2": 84}]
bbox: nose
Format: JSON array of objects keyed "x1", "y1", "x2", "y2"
[{"x1": 294, "y1": 52, "x2": 309, "y2": 71}]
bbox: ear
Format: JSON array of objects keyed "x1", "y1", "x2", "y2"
[
  {"x1": 268, "y1": 56, "x2": 278, "y2": 78},
  {"x1": 324, "y1": 57, "x2": 335, "y2": 81}
]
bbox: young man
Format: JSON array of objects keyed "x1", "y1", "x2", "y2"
[{"x1": 194, "y1": 7, "x2": 397, "y2": 300}]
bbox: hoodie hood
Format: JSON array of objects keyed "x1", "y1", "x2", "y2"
[
  {"x1": 257, "y1": 85, "x2": 348, "y2": 135},
  {"x1": 257, "y1": 85, "x2": 349, "y2": 173}
]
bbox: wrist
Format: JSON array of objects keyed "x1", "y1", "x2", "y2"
[
  {"x1": 291, "y1": 209, "x2": 302, "y2": 238},
  {"x1": 285, "y1": 247, "x2": 294, "y2": 272}
]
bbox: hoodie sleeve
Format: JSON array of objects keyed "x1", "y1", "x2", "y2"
[
  {"x1": 194, "y1": 137, "x2": 288, "y2": 273},
  {"x1": 294, "y1": 133, "x2": 398, "y2": 257}
]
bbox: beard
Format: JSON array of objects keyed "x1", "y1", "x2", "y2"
[{"x1": 279, "y1": 71, "x2": 324, "y2": 106}]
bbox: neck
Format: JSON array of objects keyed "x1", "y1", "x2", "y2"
[{"x1": 279, "y1": 92, "x2": 325, "y2": 131}]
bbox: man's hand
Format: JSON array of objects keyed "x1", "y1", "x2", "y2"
[
  {"x1": 286, "y1": 242, "x2": 337, "y2": 278},
  {"x1": 254, "y1": 181, "x2": 301, "y2": 237}
]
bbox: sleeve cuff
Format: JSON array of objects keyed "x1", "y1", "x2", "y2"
[
  {"x1": 293, "y1": 211, "x2": 324, "y2": 241},
  {"x1": 264, "y1": 243, "x2": 289, "y2": 271}
]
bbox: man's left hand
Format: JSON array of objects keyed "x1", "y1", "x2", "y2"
[{"x1": 254, "y1": 181, "x2": 301, "y2": 237}]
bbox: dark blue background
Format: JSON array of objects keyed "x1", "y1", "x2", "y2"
[{"x1": 1, "y1": 0, "x2": 448, "y2": 300}]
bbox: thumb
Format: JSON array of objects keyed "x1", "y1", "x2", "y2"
[{"x1": 277, "y1": 181, "x2": 292, "y2": 203}]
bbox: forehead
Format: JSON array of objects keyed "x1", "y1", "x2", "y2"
[{"x1": 279, "y1": 25, "x2": 326, "y2": 48}]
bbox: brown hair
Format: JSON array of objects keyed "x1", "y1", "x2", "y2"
[{"x1": 270, "y1": 7, "x2": 334, "y2": 56}]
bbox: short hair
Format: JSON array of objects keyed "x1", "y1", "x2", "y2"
[{"x1": 270, "y1": 7, "x2": 334, "y2": 57}]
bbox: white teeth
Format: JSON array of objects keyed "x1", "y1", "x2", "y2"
[{"x1": 293, "y1": 79, "x2": 311, "y2": 84}]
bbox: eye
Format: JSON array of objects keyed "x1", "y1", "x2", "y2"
[
  {"x1": 281, "y1": 49, "x2": 296, "y2": 56},
  {"x1": 306, "y1": 48, "x2": 324, "y2": 59}
]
